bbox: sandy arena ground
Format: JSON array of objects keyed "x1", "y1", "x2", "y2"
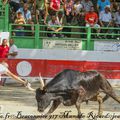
[{"x1": 0, "y1": 82, "x2": 120, "y2": 120}]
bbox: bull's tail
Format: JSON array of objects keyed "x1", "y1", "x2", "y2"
[{"x1": 100, "y1": 75, "x2": 120, "y2": 104}]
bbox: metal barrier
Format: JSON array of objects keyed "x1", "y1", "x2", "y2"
[
  {"x1": 0, "y1": 3, "x2": 9, "y2": 31},
  {"x1": 9, "y1": 24, "x2": 120, "y2": 50}
]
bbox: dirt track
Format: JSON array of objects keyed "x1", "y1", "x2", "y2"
[{"x1": 0, "y1": 82, "x2": 120, "y2": 120}]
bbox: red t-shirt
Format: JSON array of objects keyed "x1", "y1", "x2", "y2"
[
  {"x1": 50, "y1": 0, "x2": 60, "y2": 11},
  {"x1": 85, "y1": 12, "x2": 98, "y2": 25},
  {"x1": 0, "y1": 45, "x2": 9, "y2": 58}
]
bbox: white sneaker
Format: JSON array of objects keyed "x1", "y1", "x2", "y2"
[{"x1": 117, "y1": 37, "x2": 120, "y2": 40}]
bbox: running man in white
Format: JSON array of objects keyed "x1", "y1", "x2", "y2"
[{"x1": 0, "y1": 61, "x2": 32, "y2": 89}]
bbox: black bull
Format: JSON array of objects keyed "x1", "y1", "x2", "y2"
[{"x1": 35, "y1": 69, "x2": 120, "y2": 116}]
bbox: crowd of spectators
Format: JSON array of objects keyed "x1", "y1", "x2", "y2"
[{"x1": 2, "y1": 0, "x2": 120, "y2": 39}]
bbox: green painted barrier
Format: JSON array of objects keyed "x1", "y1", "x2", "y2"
[
  {"x1": 9, "y1": 24, "x2": 120, "y2": 50},
  {"x1": 0, "y1": 3, "x2": 9, "y2": 31}
]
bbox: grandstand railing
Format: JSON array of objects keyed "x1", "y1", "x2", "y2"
[
  {"x1": 9, "y1": 24, "x2": 120, "y2": 50},
  {"x1": 0, "y1": 3, "x2": 9, "y2": 31}
]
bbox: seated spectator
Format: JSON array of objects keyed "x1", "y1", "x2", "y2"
[
  {"x1": 35, "y1": 0, "x2": 45, "y2": 24},
  {"x1": 99, "y1": 6, "x2": 112, "y2": 27},
  {"x1": 111, "y1": 1, "x2": 119, "y2": 12},
  {"x1": 72, "y1": 0, "x2": 83, "y2": 16},
  {"x1": 47, "y1": 15, "x2": 63, "y2": 37},
  {"x1": 17, "y1": 3, "x2": 32, "y2": 23},
  {"x1": 97, "y1": 0, "x2": 111, "y2": 13},
  {"x1": 71, "y1": 0, "x2": 84, "y2": 26},
  {"x1": 81, "y1": 0, "x2": 93, "y2": 13},
  {"x1": 113, "y1": 7, "x2": 120, "y2": 40},
  {"x1": 0, "y1": 39, "x2": 9, "y2": 58},
  {"x1": 99, "y1": 6, "x2": 112, "y2": 38},
  {"x1": 14, "y1": 11, "x2": 26, "y2": 36},
  {"x1": 57, "y1": 11, "x2": 65, "y2": 25},
  {"x1": 17, "y1": 3, "x2": 34, "y2": 36},
  {"x1": 64, "y1": 0, "x2": 74, "y2": 16},
  {"x1": 85, "y1": 6, "x2": 101, "y2": 38},
  {"x1": 64, "y1": 0, "x2": 74, "y2": 37},
  {"x1": 2, "y1": 0, "x2": 7, "y2": 5},
  {"x1": 114, "y1": 7, "x2": 120, "y2": 27}
]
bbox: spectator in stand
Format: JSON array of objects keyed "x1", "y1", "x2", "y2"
[
  {"x1": 2, "y1": 0, "x2": 8, "y2": 5},
  {"x1": 114, "y1": 7, "x2": 120, "y2": 27},
  {"x1": 57, "y1": 11, "x2": 65, "y2": 25},
  {"x1": 81, "y1": 0, "x2": 93, "y2": 13},
  {"x1": 35, "y1": 0, "x2": 45, "y2": 24},
  {"x1": 72, "y1": 0, "x2": 85, "y2": 26},
  {"x1": 17, "y1": 3, "x2": 34, "y2": 36},
  {"x1": 27, "y1": 0, "x2": 36, "y2": 13},
  {"x1": 47, "y1": 15, "x2": 63, "y2": 37},
  {"x1": 9, "y1": 0, "x2": 21, "y2": 12},
  {"x1": 44, "y1": 0, "x2": 61, "y2": 24},
  {"x1": 17, "y1": 3, "x2": 32, "y2": 23},
  {"x1": 85, "y1": 6, "x2": 101, "y2": 38},
  {"x1": 14, "y1": 11, "x2": 26, "y2": 36},
  {"x1": 64, "y1": 0, "x2": 74, "y2": 16},
  {"x1": 64, "y1": 0, "x2": 74, "y2": 37},
  {"x1": 8, "y1": 39, "x2": 18, "y2": 59},
  {"x1": 97, "y1": 0, "x2": 111, "y2": 13},
  {"x1": 99, "y1": 6, "x2": 112, "y2": 38},
  {"x1": 113, "y1": 7, "x2": 120, "y2": 40},
  {"x1": 0, "y1": 39, "x2": 9, "y2": 58},
  {"x1": 72, "y1": 0, "x2": 83, "y2": 16}
]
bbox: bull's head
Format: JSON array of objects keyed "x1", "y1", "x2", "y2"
[
  {"x1": 29, "y1": 73, "x2": 54, "y2": 113},
  {"x1": 35, "y1": 73, "x2": 53, "y2": 113},
  {"x1": 35, "y1": 88, "x2": 52, "y2": 112}
]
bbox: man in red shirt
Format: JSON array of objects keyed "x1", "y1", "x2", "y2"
[
  {"x1": 85, "y1": 6, "x2": 101, "y2": 38},
  {"x1": 0, "y1": 39, "x2": 9, "y2": 58}
]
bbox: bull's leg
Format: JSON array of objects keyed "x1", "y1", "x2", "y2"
[
  {"x1": 75, "y1": 86, "x2": 86, "y2": 120},
  {"x1": 90, "y1": 94, "x2": 103, "y2": 116},
  {"x1": 47, "y1": 99, "x2": 61, "y2": 114},
  {"x1": 101, "y1": 80, "x2": 120, "y2": 103},
  {"x1": 97, "y1": 95, "x2": 103, "y2": 116},
  {"x1": 75, "y1": 97, "x2": 82, "y2": 119}
]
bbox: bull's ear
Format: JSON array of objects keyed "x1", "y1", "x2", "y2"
[
  {"x1": 38, "y1": 87, "x2": 47, "y2": 94},
  {"x1": 43, "y1": 87, "x2": 47, "y2": 93}
]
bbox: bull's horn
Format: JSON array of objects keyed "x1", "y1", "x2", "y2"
[
  {"x1": 27, "y1": 86, "x2": 36, "y2": 92},
  {"x1": 39, "y1": 73, "x2": 45, "y2": 90}
]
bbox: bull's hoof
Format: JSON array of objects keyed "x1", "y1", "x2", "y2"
[{"x1": 98, "y1": 111, "x2": 103, "y2": 117}]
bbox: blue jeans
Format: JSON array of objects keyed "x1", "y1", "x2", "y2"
[{"x1": 15, "y1": 27, "x2": 25, "y2": 36}]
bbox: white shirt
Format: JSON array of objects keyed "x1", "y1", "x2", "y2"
[
  {"x1": 99, "y1": 11, "x2": 112, "y2": 22},
  {"x1": 0, "y1": 64, "x2": 8, "y2": 74},
  {"x1": 8, "y1": 44, "x2": 18, "y2": 59},
  {"x1": 81, "y1": 0, "x2": 93, "y2": 12},
  {"x1": 74, "y1": 4, "x2": 83, "y2": 14},
  {"x1": 114, "y1": 12, "x2": 120, "y2": 25}
]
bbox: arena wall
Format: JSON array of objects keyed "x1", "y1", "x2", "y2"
[{"x1": 1, "y1": 49, "x2": 120, "y2": 85}]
